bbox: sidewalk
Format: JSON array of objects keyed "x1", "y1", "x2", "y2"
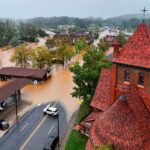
[{"x1": 0, "y1": 100, "x2": 35, "y2": 138}]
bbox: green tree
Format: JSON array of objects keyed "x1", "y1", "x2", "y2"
[
  {"x1": 0, "y1": 21, "x2": 6, "y2": 46},
  {"x1": 46, "y1": 38, "x2": 56, "y2": 48},
  {"x1": 9, "y1": 36, "x2": 20, "y2": 47},
  {"x1": 55, "y1": 40, "x2": 75, "y2": 67},
  {"x1": 10, "y1": 44, "x2": 31, "y2": 68},
  {"x1": 4, "y1": 20, "x2": 16, "y2": 44},
  {"x1": 31, "y1": 46, "x2": 52, "y2": 69},
  {"x1": 99, "y1": 40, "x2": 109, "y2": 52},
  {"x1": 116, "y1": 32, "x2": 127, "y2": 46},
  {"x1": 18, "y1": 22, "x2": 38, "y2": 42},
  {"x1": 70, "y1": 48, "x2": 111, "y2": 100},
  {"x1": 75, "y1": 37, "x2": 87, "y2": 53}
]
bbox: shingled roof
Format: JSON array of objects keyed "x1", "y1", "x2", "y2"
[
  {"x1": 87, "y1": 87, "x2": 150, "y2": 150},
  {"x1": 90, "y1": 69, "x2": 113, "y2": 111},
  {"x1": 112, "y1": 23, "x2": 150, "y2": 69},
  {"x1": 0, "y1": 67, "x2": 48, "y2": 79},
  {"x1": 0, "y1": 78, "x2": 31, "y2": 103}
]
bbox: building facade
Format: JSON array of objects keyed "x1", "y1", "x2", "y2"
[{"x1": 79, "y1": 23, "x2": 150, "y2": 150}]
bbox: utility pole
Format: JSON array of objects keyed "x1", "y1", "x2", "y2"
[
  {"x1": 57, "y1": 113, "x2": 60, "y2": 148},
  {"x1": 15, "y1": 91, "x2": 19, "y2": 121}
]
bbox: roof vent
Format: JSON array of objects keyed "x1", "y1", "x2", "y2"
[{"x1": 119, "y1": 94, "x2": 126, "y2": 102}]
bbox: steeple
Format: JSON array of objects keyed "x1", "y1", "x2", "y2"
[{"x1": 141, "y1": 7, "x2": 148, "y2": 22}]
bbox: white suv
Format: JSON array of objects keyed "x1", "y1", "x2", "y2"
[{"x1": 43, "y1": 104, "x2": 59, "y2": 116}]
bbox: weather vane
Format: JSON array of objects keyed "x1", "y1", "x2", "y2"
[{"x1": 141, "y1": 7, "x2": 148, "y2": 22}]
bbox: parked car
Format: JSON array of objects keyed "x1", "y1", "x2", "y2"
[
  {"x1": 43, "y1": 104, "x2": 59, "y2": 116},
  {"x1": 0, "y1": 120, "x2": 9, "y2": 130},
  {"x1": 0, "y1": 102, "x2": 7, "y2": 111},
  {"x1": 43, "y1": 135, "x2": 58, "y2": 150}
]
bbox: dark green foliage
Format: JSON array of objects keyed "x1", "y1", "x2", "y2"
[
  {"x1": 0, "y1": 20, "x2": 46, "y2": 47},
  {"x1": 99, "y1": 40, "x2": 109, "y2": 52},
  {"x1": 75, "y1": 38, "x2": 87, "y2": 53},
  {"x1": 27, "y1": 16, "x2": 103, "y2": 30},
  {"x1": 75, "y1": 100, "x2": 92, "y2": 124},
  {"x1": 9, "y1": 37, "x2": 20, "y2": 47},
  {"x1": 70, "y1": 48, "x2": 112, "y2": 100},
  {"x1": 116, "y1": 32, "x2": 127, "y2": 46},
  {"x1": 65, "y1": 129, "x2": 87, "y2": 150}
]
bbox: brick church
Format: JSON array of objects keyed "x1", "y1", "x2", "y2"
[{"x1": 79, "y1": 22, "x2": 150, "y2": 149}]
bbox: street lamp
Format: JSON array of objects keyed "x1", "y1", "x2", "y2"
[{"x1": 57, "y1": 110, "x2": 60, "y2": 148}]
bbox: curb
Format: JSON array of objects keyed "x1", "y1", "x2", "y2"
[{"x1": 58, "y1": 109, "x2": 79, "y2": 150}]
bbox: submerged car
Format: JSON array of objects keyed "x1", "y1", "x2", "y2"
[
  {"x1": 43, "y1": 135, "x2": 58, "y2": 150},
  {"x1": 0, "y1": 120, "x2": 9, "y2": 130},
  {"x1": 43, "y1": 104, "x2": 59, "y2": 116}
]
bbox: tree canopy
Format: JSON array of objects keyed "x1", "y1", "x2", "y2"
[
  {"x1": 31, "y1": 46, "x2": 52, "y2": 69},
  {"x1": 70, "y1": 47, "x2": 111, "y2": 100},
  {"x1": 10, "y1": 44, "x2": 31, "y2": 68}
]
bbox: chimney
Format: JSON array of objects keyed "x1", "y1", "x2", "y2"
[{"x1": 113, "y1": 40, "x2": 120, "y2": 58}]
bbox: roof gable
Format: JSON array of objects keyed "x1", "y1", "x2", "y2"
[{"x1": 112, "y1": 23, "x2": 150, "y2": 69}]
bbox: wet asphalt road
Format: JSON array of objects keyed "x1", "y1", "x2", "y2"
[{"x1": 0, "y1": 101, "x2": 67, "y2": 150}]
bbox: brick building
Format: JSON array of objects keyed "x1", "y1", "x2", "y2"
[{"x1": 79, "y1": 22, "x2": 150, "y2": 149}]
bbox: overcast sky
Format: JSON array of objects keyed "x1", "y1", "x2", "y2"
[{"x1": 0, "y1": 0, "x2": 150, "y2": 19}]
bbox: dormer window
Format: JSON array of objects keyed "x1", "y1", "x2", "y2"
[
  {"x1": 124, "y1": 70, "x2": 130, "y2": 82},
  {"x1": 138, "y1": 73, "x2": 144, "y2": 86}
]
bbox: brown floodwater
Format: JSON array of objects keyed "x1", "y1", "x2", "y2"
[{"x1": 0, "y1": 49, "x2": 85, "y2": 120}]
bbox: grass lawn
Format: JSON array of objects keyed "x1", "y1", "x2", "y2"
[
  {"x1": 65, "y1": 129, "x2": 87, "y2": 150},
  {"x1": 75, "y1": 100, "x2": 92, "y2": 124},
  {"x1": 65, "y1": 100, "x2": 92, "y2": 150}
]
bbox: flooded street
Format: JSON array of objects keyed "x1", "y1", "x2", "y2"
[{"x1": 0, "y1": 49, "x2": 85, "y2": 120}]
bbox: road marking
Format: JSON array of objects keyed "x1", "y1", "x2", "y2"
[
  {"x1": 48, "y1": 124, "x2": 55, "y2": 135},
  {"x1": 20, "y1": 115, "x2": 48, "y2": 150},
  {"x1": 20, "y1": 122, "x2": 29, "y2": 132},
  {"x1": 53, "y1": 101, "x2": 58, "y2": 107}
]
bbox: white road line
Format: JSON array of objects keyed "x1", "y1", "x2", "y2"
[
  {"x1": 52, "y1": 101, "x2": 58, "y2": 107},
  {"x1": 20, "y1": 115, "x2": 48, "y2": 150},
  {"x1": 48, "y1": 124, "x2": 55, "y2": 135},
  {"x1": 20, "y1": 122, "x2": 29, "y2": 132}
]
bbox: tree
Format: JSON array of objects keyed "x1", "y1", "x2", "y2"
[
  {"x1": 70, "y1": 48, "x2": 111, "y2": 100},
  {"x1": 18, "y1": 22, "x2": 38, "y2": 42},
  {"x1": 10, "y1": 44, "x2": 31, "y2": 68},
  {"x1": 0, "y1": 21, "x2": 6, "y2": 46},
  {"x1": 116, "y1": 32, "x2": 127, "y2": 46},
  {"x1": 46, "y1": 38, "x2": 56, "y2": 48},
  {"x1": 31, "y1": 46, "x2": 52, "y2": 69},
  {"x1": 4, "y1": 20, "x2": 16, "y2": 44},
  {"x1": 75, "y1": 37, "x2": 87, "y2": 53},
  {"x1": 9, "y1": 36, "x2": 20, "y2": 47},
  {"x1": 99, "y1": 40, "x2": 109, "y2": 52}
]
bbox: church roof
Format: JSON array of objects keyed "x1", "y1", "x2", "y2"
[
  {"x1": 90, "y1": 69, "x2": 113, "y2": 111},
  {"x1": 112, "y1": 23, "x2": 150, "y2": 69},
  {"x1": 88, "y1": 87, "x2": 150, "y2": 150}
]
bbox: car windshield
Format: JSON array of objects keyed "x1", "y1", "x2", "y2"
[{"x1": 1, "y1": 121, "x2": 7, "y2": 125}]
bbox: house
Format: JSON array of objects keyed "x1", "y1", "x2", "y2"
[{"x1": 79, "y1": 22, "x2": 150, "y2": 149}]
